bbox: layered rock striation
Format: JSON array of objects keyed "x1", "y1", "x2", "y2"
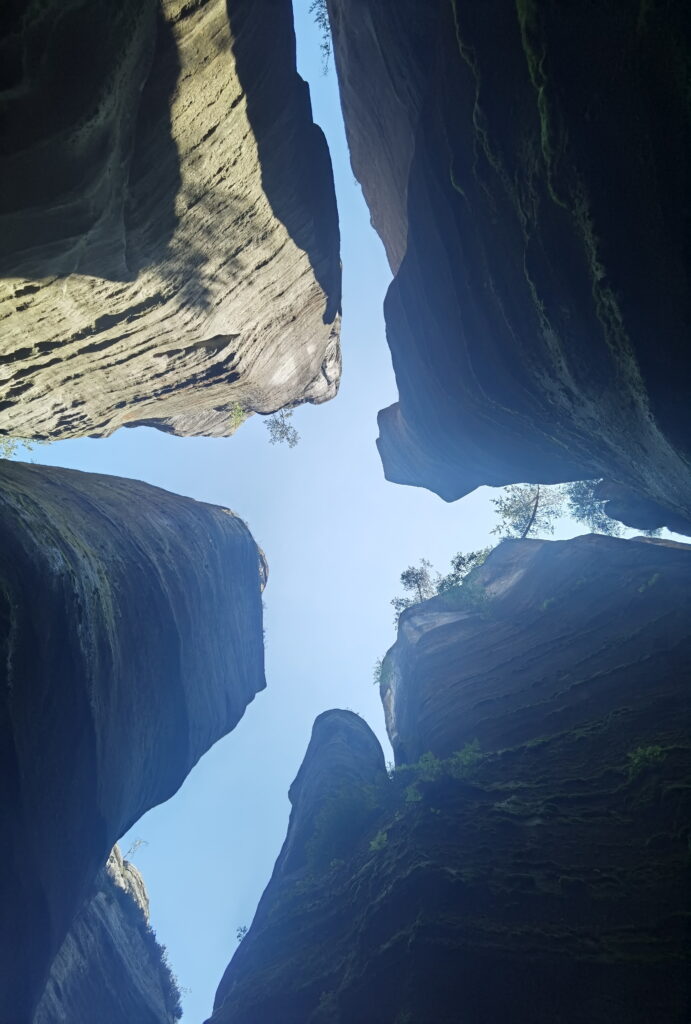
[
  {"x1": 35, "y1": 846, "x2": 181, "y2": 1024},
  {"x1": 329, "y1": 0, "x2": 691, "y2": 531},
  {"x1": 0, "y1": 460, "x2": 265, "y2": 1021},
  {"x1": 207, "y1": 536, "x2": 691, "y2": 1023},
  {"x1": 0, "y1": 0, "x2": 341, "y2": 440},
  {"x1": 382, "y1": 535, "x2": 691, "y2": 761}
]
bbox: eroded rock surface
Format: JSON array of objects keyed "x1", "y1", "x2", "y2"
[
  {"x1": 35, "y1": 846, "x2": 181, "y2": 1024},
  {"x1": 381, "y1": 535, "x2": 691, "y2": 760},
  {"x1": 329, "y1": 0, "x2": 691, "y2": 531},
  {"x1": 0, "y1": 0, "x2": 341, "y2": 440},
  {"x1": 207, "y1": 537, "x2": 691, "y2": 1023},
  {"x1": 326, "y1": 0, "x2": 435, "y2": 273},
  {"x1": 0, "y1": 461, "x2": 265, "y2": 1021},
  {"x1": 206, "y1": 710, "x2": 387, "y2": 1023}
]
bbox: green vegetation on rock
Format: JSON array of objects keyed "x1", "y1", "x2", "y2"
[
  {"x1": 229, "y1": 403, "x2": 248, "y2": 432},
  {"x1": 626, "y1": 745, "x2": 666, "y2": 779},
  {"x1": 391, "y1": 549, "x2": 491, "y2": 624},
  {"x1": 264, "y1": 409, "x2": 300, "y2": 448}
]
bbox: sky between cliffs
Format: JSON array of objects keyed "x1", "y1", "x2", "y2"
[{"x1": 18, "y1": 6, "x2": 648, "y2": 1022}]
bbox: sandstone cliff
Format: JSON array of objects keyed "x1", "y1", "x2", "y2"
[
  {"x1": 206, "y1": 710, "x2": 388, "y2": 1024},
  {"x1": 0, "y1": 0, "x2": 341, "y2": 440},
  {"x1": 206, "y1": 537, "x2": 691, "y2": 1023},
  {"x1": 382, "y1": 535, "x2": 691, "y2": 762},
  {"x1": 0, "y1": 461, "x2": 266, "y2": 1021},
  {"x1": 329, "y1": 0, "x2": 691, "y2": 532},
  {"x1": 34, "y1": 846, "x2": 181, "y2": 1024}
]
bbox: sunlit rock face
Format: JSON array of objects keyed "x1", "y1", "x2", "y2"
[
  {"x1": 207, "y1": 537, "x2": 691, "y2": 1023},
  {"x1": 35, "y1": 846, "x2": 181, "y2": 1024},
  {"x1": 329, "y1": 0, "x2": 691, "y2": 532},
  {"x1": 0, "y1": 0, "x2": 341, "y2": 440},
  {"x1": 0, "y1": 461, "x2": 266, "y2": 1021}
]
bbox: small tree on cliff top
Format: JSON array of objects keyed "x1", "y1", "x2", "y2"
[
  {"x1": 490, "y1": 483, "x2": 564, "y2": 539},
  {"x1": 264, "y1": 409, "x2": 300, "y2": 448},
  {"x1": 391, "y1": 559, "x2": 436, "y2": 624},
  {"x1": 562, "y1": 480, "x2": 624, "y2": 536},
  {"x1": 491, "y1": 481, "x2": 625, "y2": 539},
  {"x1": 389, "y1": 479, "x2": 640, "y2": 628},
  {"x1": 391, "y1": 550, "x2": 491, "y2": 625},
  {"x1": 436, "y1": 548, "x2": 492, "y2": 593}
]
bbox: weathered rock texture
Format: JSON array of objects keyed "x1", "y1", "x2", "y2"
[
  {"x1": 0, "y1": 460, "x2": 265, "y2": 1021},
  {"x1": 34, "y1": 846, "x2": 181, "y2": 1024},
  {"x1": 328, "y1": 0, "x2": 691, "y2": 532},
  {"x1": 207, "y1": 537, "x2": 691, "y2": 1023},
  {"x1": 206, "y1": 710, "x2": 388, "y2": 1023},
  {"x1": 382, "y1": 535, "x2": 691, "y2": 763},
  {"x1": 0, "y1": 0, "x2": 341, "y2": 440}
]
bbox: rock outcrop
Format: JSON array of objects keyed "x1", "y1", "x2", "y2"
[
  {"x1": 35, "y1": 846, "x2": 181, "y2": 1024},
  {"x1": 206, "y1": 710, "x2": 388, "y2": 1023},
  {"x1": 381, "y1": 535, "x2": 691, "y2": 762},
  {"x1": 0, "y1": 461, "x2": 265, "y2": 1022},
  {"x1": 206, "y1": 537, "x2": 691, "y2": 1023},
  {"x1": 328, "y1": 0, "x2": 691, "y2": 532},
  {"x1": 0, "y1": 0, "x2": 341, "y2": 441},
  {"x1": 594, "y1": 480, "x2": 691, "y2": 537}
]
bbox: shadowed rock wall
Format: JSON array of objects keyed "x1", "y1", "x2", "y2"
[
  {"x1": 35, "y1": 846, "x2": 181, "y2": 1024},
  {"x1": 0, "y1": 0, "x2": 341, "y2": 440},
  {"x1": 381, "y1": 535, "x2": 691, "y2": 762},
  {"x1": 206, "y1": 710, "x2": 388, "y2": 1024},
  {"x1": 325, "y1": 0, "x2": 435, "y2": 273},
  {"x1": 329, "y1": 0, "x2": 691, "y2": 532},
  {"x1": 206, "y1": 537, "x2": 691, "y2": 1023},
  {"x1": 0, "y1": 461, "x2": 265, "y2": 1021}
]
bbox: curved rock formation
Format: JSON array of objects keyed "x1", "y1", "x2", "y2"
[
  {"x1": 329, "y1": 0, "x2": 691, "y2": 530},
  {"x1": 35, "y1": 846, "x2": 181, "y2": 1024},
  {"x1": 594, "y1": 480, "x2": 691, "y2": 538},
  {"x1": 325, "y1": 0, "x2": 436, "y2": 273},
  {"x1": 207, "y1": 710, "x2": 387, "y2": 1023},
  {"x1": 0, "y1": 460, "x2": 265, "y2": 1021},
  {"x1": 207, "y1": 537, "x2": 691, "y2": 1023},
  {"x1": 0, "y1": 0, "x2": 341, "y2": 440}
]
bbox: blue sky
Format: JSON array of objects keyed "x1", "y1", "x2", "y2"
[{"x1": 16, "y1": 5, "x2": 634, "y2": 1020}]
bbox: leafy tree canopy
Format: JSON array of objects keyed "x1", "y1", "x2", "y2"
[
  {"x1": 491, "y1": 483, "x2": 562, "y2": 539},
  {"x1": 436, "y1": 547, "x2": 493, "y2": 593},
  {"x1": 264, "y1": 409, "x2": 299, "y2": 448},
  {"x1": 491, "y1": 480, "x2": 626, "y2": 539},
  {"x1": 309, "y1": 0, "x2": 332, "y2": 74},
  {"x1": 391, "y1": 550, "x2": 491, "y2": 625},
  {"x1": 563, "y1": 480, "x2": 623, "y2": 536}
]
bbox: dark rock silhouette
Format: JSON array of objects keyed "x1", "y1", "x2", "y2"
[
  {"x1": 0, "y1": 461, "x2": 265, "y2": 1021},
  {"x1": 207, "y1": 537, "x2": 691, "y2": 1023},
  {"x1": 329, "y1": 0, "x2": 691, "y2": 533},
  {"x1": 206, "y1": 710, "x2": 387, "y2": 1024}
]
